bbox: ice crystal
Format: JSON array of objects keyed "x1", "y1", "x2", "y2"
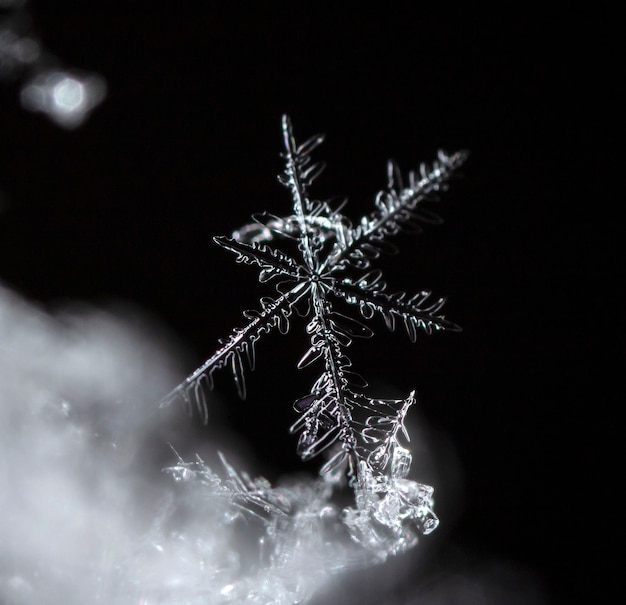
[
  {"x1": 159, "y1": 450, "x2": 370, "y2": 604},
  {"x1": 161, "y1": 116, "x2": 467, "y2": 563}
]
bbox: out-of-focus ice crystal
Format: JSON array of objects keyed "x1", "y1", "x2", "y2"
[
  {"x1": 20, "y1": 69, "x2": 107, "y2": 128},
  {"x1": 0, "y1": 29, "x2": 39, "y2": 77},
  {"x1": 1, "y1": 1, "x2": 107, "y2": 127}
]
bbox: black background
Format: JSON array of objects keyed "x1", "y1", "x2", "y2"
[{"x1": 0, "y1": 4, "x2": 619, "y2": 604}]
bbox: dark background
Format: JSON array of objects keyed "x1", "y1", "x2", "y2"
[{"x1": 0, "y1": 4, "x2": 619, "y2": 604}]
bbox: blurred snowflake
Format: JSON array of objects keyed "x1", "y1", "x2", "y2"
[{"x1": 1, "y1": 0, "x2": 106, "y2": 128}]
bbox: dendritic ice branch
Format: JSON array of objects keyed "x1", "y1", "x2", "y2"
[{"x1": 160, "y1": 116, "x2": 467, "y2": 564}]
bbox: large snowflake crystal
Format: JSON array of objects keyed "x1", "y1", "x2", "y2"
[{"x1": 161, "y1": 115, "x2": 467, "y2": 561}]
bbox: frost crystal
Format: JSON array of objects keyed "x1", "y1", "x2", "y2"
[{"x1": 161, "y1": 116, "x2": 467, "y2": 567}]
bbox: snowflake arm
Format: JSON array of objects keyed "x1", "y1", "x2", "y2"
[
  {"x1": 160, "y1": 283, "x2": 309, "y2": 416},
  {"x1": 214, "y1": 235, "x2": 306, "y2": 283},
  {"x1": 279, "y1": 114, "x2": 326, "y2": 272},
  {"x1": 321, "y1": 151, "x2": 468, "y2": 274},
  {"x1": 289, "y1": 283, "x2": 361, "y2": 464},
  {"x1": 331, "y1": 278, "x2": 461, "y2": 338}
]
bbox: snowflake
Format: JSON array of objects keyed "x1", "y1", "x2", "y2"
[{"x1": 161, "y1": 116, "x2": 467, "y2": 557}]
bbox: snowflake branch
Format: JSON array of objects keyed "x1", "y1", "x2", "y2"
[
  {"x1": 322, "y1": 150, "x2": 468, "y2": 273},
  {"x1": 332, "y1": 280, "x2": 460, "y2": 338},
  {"x1": 290, "y1": 282, "x2": 360, "y2": 463},
  {"x1": 280, "y1": 114, "x2": 325, "y2": 272},
  {"x1": 214, "y1": 235, "x2": 306, "y2": 282},
  {"x1": 160, "y1": 283, "x2": 309, "y2": 418}
]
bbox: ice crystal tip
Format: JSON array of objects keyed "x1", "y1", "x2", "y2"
[{"x1": 160, "y1": 116, "x2": 466, "y2": 564}]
